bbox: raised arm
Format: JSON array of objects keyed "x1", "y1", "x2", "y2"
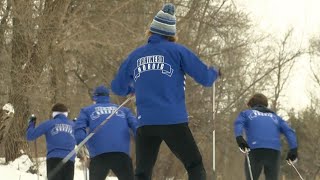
[
  {"x1": 180, "y1": 46, "x2": 219, "y2": 87},
  {"x1": 26, "y1": 120, "x2": 51, "y2": 141}
]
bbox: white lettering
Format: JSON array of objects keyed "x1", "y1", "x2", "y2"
[
  {"x1": 160, "y1": 64, "x2": 164, "y2": 70},
  {"x1": 134, "y1": 55, "x2": 173, "y2": 81},
  {"x1": 51, "y1": 124, "x2": 73, "y2": 136}
]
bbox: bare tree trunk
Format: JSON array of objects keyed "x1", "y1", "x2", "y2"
[
  {"x1": 5, "y1": 7, "x2": 31, "y2": 161},
  {"x1": 3, "y1": 0, "x2": 73, "y2": 161},
  {"x1": 0, "y1": 0, "x2": 11, "y2": 105},
  {"x1": 50, "y1": 50, "x2": 68, "y2": 105}
]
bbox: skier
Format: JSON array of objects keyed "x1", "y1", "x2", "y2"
[
  {"x1": 26, "y1": 103, "x2": 76, "y2": 180},
  {"x1": 234, "y1": 93, "x2": 298, "y2": 180},
  {"x1": 74, "y1": 85, "x2": 138, "y2": 180},
  {"x1": 111, "y1": 3, "x2": 219, "y2": 180}
]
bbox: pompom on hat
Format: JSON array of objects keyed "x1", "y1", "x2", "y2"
[{"x1": 150, "y1": 3, "x2": 176, "y2": 36}]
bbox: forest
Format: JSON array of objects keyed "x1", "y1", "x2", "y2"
[{"x1": 0, "y1": 0, "x2": 320, "y2": 179}]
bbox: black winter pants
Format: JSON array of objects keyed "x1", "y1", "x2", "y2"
[
  {"x1": 245, "y1": 148, "x2": 281, "y2": 180},
  {"x1": 89, "y1": 152, "x2": 134, "y2": 180},
  {"x1": 47, "y1": 158, "x2": 74, "y2": 180},
  {"x1": 134, "y1": 123, "x2": 206, "y2": 180}
]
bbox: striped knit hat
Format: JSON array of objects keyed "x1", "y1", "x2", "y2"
[{"x1": 150, "y1": 3, "x2": 176, "y2": 36}]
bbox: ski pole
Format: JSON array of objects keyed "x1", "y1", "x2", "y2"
[
  {"x1": 81, "y1": 146, "x2": 88, "y2": 180},
  {"x1": 245, "y1": 149, "x2": 253, "y2": 180},
  {"x1": 82, "y1": 160, "x2": 87, "y2": 180},
  {"x1": 288, "y1": 160, "x2": 304, "y2": 180},
  {"x1": 32, "y1": 114, "x2": 40, "y2": 180},
  {"x1": 47, "y1": 95, "x2": 135, "y2": 179},
  {"x1": 34, "y1": 141, "x2": 40, "y2": 180}
]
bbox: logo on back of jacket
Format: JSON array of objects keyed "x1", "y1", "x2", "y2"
[
  {"x1": 51, "y1": 124, "x2": 74, "y2": 137},
  {"x1": 90, "y1": 106, "x2": 125, "y2": 120},
  {"x1": 134, "y1": 55, "x2": 174, "y2": 81},
  {"x1": 249, "y1": 110, "x2": 279, "y2": 125}
]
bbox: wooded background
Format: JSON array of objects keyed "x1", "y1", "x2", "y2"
[{"x1": 0, "y1": 0, "x2": 320, "y2": 179}]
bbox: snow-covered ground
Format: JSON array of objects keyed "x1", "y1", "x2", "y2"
[{"x1": 0, "y1": 155, "x2": 117, "y2": 180}]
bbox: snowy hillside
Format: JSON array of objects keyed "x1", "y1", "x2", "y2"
[{"x1": 0, "y1": 155, "x2": 118, "y2": 180}]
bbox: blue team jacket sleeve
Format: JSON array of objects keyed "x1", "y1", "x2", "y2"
[
  {"x1": 26, "y1": 121, "x2": 51, "y2": 141},
  {"x1": 279, "y1": 117, "x2": 298, "y2": 149},
  {"x1": 180, "y1": 46, "x2": 219, "y2": 87},
  {"x1": 111, "y1": 58, "x2": 135, "y2": 96},
  {"x1": 125, "y1": 108, "x2": 138, "y2": 136},
  {"x1": 74, "y1": 109, "x2": 89, "y2": 144},
  {"x1": 234, "y1": 112, "x2": 247, "y2": 137}
]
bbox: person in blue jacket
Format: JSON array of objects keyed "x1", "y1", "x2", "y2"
[
  {"x1": 74, "y1": 85, "x2": 138, "y2": 180},
  {"x1": 234, "y1": 93, "x2": 298, "y2": 180},
  {"x1": 111, "y1": 3, "x2": 219, "y2": 180},
  {"x1": 26, "y1": 103, "x2": 76, "y2": 180}
]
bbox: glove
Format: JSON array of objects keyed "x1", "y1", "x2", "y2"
[
  {"x1": 236, "y1": 136, "x2": 250, "y2": 152},
  {"x1": 209, "y1": 66, "x2": 221, "y2": 77},
  {"x1": 286, "y1": 148, "x2": 298, "y2": 162},
  {"x1": 28, "y1": 115, "x2": 37, "y2": 124}
]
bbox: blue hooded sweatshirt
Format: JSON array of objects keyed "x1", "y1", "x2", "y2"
[
  {"x1": 26, "y1": 114, "x2": 76, "y2": 161},
  {"x1": 74, "y1": 87, "x2": 138, "y2": 158},
  {"x1": 111, "y1": 34, "x2": 219, "y2": 126},
  {"x1": 234, "y1": 106, "x2": 298, "y2": 151}
]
